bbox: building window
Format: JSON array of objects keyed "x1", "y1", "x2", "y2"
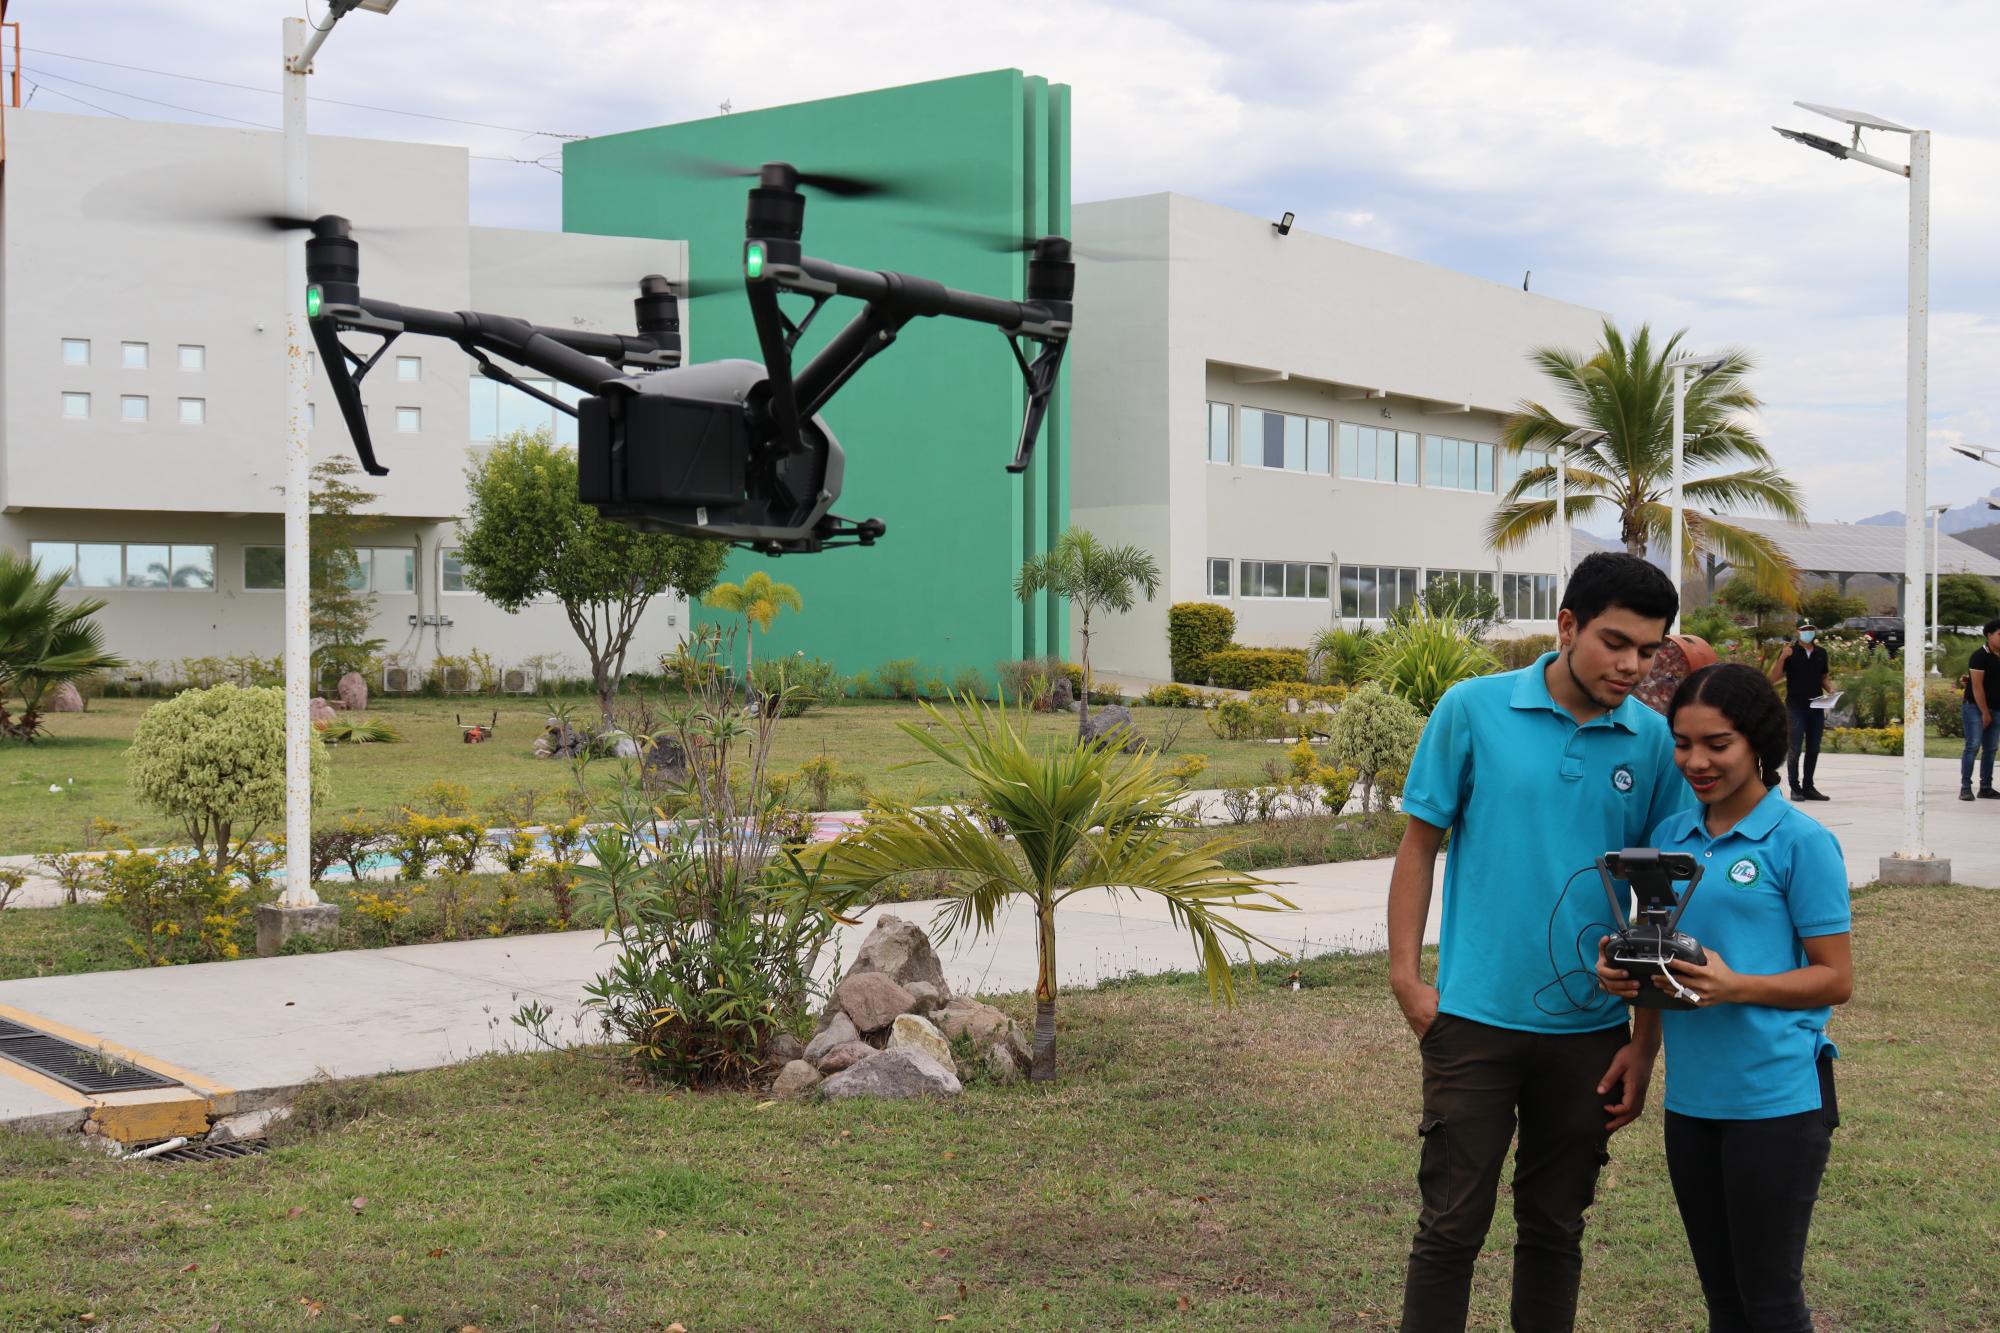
[
  {"x1": 62, "y1": 338, "x2": 91, "y2": 366},
  {"x1": 1340, "y1": 563, "x2": 1419, "y2": 619},
  {"x1": 122, "y1": 342, "x2": 149, "y2": 370},
  {"x1": 1240, "y1": 408, "x2": 1334, "y2": 475},
  {"x1": 178, "y1": 344, "x2": 205, "y2": 372},
  {"x1": 1238, "y1": 559, "x2": 1331, "y2": 600},
  {"x1": 1499, "y1": 446, "x2": 1553, "y2": 499},
  {"x1": 396, "y1": 356, "x2": 422, "y2": 382},
  {"x1": 396, "y1": 407, "x2": 421, "y2": 433},
  {"x1": 30, "y1": 542, "x2": 212, "y2": 589},
  {"x1": 62, "y1": 392, "x2": 91, "y2": 420},
  {"x1": 440, "y1": 547, "x2": 469, "y2": 594},
  {"x1": 121, "y1": 395, "x2": 149, "y2": 423},
  {"x1": 470, "y1": 375, "x2": 583, "y2": 446},
  {"x1": 1207, "y1": 402, "x2": 1231, "y2": 464},
  {"x1": 1502, "y1": 572, "x2": 1558, "y2": 621},
  {"x1": 1207, "y1": 557, "x2": 1231, "y2": 596},
  {"x1": 178, "y1": 398, "x2": 206, "y2": 425},
  {"x1": 1337, "y1": 423, "x2": 1420, "y2": 485},
  {"x1": 1425, "y1": 436, "x2": 1496, "y2": 492},
  {"x1": 244, "y1": 546, "x2": 285, "y2": 591},
  {"x1": 340, "y1": 546, "x2": 417, "y2": 595},
  {"x1": 305, "y1": 402, "x2": 317, "y2": 429}
]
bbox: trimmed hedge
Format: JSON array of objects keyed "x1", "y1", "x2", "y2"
[
  {"x1": 1203, "y1": 647, "x2": 1310, "y2": 691},
  {"x1": 1168, "y1": 602, "x2": 1235, "y2": 683},
  {"x1": 1248, "y1": 681, "x2": 1348, "y2": 709}
]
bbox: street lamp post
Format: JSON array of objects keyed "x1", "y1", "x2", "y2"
[
  {"x1": 1665, "y1": 355, "x2": 1726, "y2": 632},
  {"x1": 1774, "y1": 100, "x2": 1945, "y2": 883},
  {"x1": 264, "y1": 0, "x2": 397, "y2": 953},
  {"x1": 1928, "y1": 502, "x2": 1950, "y2": 669}
]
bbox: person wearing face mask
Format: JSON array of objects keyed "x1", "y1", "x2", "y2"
[{"x1": 1769, "y1": 619, "x2": 1832, "y2": 802}]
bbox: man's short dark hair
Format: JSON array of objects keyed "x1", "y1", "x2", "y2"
[
  {"x1": 1559, "y1": 551, "x2": 1679, "y2": 630},
  {"x1": 1984, "y1": 616, "x2": 2000, "y2": 638}
]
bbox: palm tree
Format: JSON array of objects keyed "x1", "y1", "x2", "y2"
[
  {"x1": 1014, "y1": 526, "x2": 1162, "y2": 731},
  {"x1": 703, "y1": 570, "x2": 802, "y2": 678},
  {"x1": 0, "y1": 550, "x2": 125, "y2": 742},
  {"x1": 805, "y1": 698, "x2": 1295, "y2": 1082},
  {"x1": 1489, "y1": 321, "x2": 1805, "y2": 598}
]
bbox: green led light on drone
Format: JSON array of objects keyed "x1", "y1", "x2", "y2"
[
  {"x1": 745, "y1": 242, "x2": 766, "y2": 279},
  {"x1": 306, "y1": 284, "x2": 323, "y2": 319}
]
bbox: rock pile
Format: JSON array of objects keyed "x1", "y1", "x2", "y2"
[{"x1": 769, "y1": 914, "x2": 1030, "y2": 1101}]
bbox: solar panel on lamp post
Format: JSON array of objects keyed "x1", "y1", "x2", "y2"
[{"x1": 1773, "y1": 99, "x2": 1944, "y2": 882}]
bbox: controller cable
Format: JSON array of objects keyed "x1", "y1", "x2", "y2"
[
  {"x1": 1655, "y1": 958, "x2": 1701, "y2": 1006},
  {"x1": 1533, "y1": 865, "x2": 1620, "y2": 1020}
]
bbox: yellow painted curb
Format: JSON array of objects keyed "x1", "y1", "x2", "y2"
[
  {"x1": 87, "y1": 1089, "x2": 213, "y2": 1145},
  {"x1": 0, "y1": 1003, "x2": 235, "y2": 1105}
]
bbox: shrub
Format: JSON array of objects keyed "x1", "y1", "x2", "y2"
[
  {"x1": 1307, "y1": 626, "x2": 1375, "y2": 686},
  {"x1": 952, "y1": 667, "x2": 988, "y2": 700},
  {"x1": 1144, "y1": 682, "x2": 1206, "y2": 708},
  {"x1": 33, "y1": 849, "x2": 99, "y2": 905},
  {"x1": 1202, "y1": 647, "x2": 1309, "y2": 691},
  {"x1": 1208, "y1": 698, "x2": 1287, "y2": 741},
  {"x1": 1826, "y1": 726, "x2": 1904, "y2": 756},
  {"x1": 1490, "y1": 633, "x2": 1558, "y2": 671},
  {"x1": 0, "y1": 866, "x2": 24, "y2": 911},
  {"x1": 127, "y1": 684, "x2": 330, "y2": 873},
  {"x1": 1677, "y1": 605, "x2": 1737, "y2": 647},
  {"x1": 747, "y1": 654, "x2": 843, "y2": 716},
  {"x1": 873, "y1": 658, "x2": 922, "y2": 701},
  {"x1": 1846, "y1": 660, "x2": 1903, "y2": 729},
  {"x1": 1167, "y1": 753, "x2": 1209, "y2": 788},
  {"x1": 995, "y1": 656, "x2": 1076, "y2": 709},
  {"x1": 1330, "y1": 682, "x2": 1425, "y2": 812},
  {"x1": 1367, "y1": 610, "x2": 1499, "y2": 714},
  {"x1": 1318, "y1": 765, "x2": 1359, "y2": 815},
  {"x1": 1168, "y1": 602, "x2": 1235, "y2": 683},
  {"x1": 1248, "y1": 681, "x2": 1347, "y2": 710},
  {"x1": 1929, "y1": 682, "x2": 1964, "y2": 738},
  {"x1": 96, "y1": 846, "x2": 254, "y2": 965},
  {"x1": 1797, "y1": 587, "x2": 1869, "y2": 630},
  {"x1": 791, "y1": 752, "x2": 856, "y2": 810}
]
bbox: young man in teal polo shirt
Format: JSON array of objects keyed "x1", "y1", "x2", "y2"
[{"x1": 1388, "y1": 552, "x2": 1694, "y2": 1332}]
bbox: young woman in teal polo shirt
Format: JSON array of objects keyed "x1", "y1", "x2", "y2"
[{"x1": 1598, "y1": 662, "x2": 1854, "y2": 1333}]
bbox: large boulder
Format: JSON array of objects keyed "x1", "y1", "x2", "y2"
[
  {"x1": 1048, "y1": 676, "x2": 1074, "y2": 711},
  {"x1": 886, "y1": 1013, "x2": 954, "y2": 1071},
  {"x1": 803, "y1": 1012, "x2": 859, "y2": 1067},
  {"x1": 45, "y1": 682, "x2": 85, "y2": 714},
  {"x1": 846, "y1": 914, "x2": 948, "y2": 996},
  {"x1": 831, "y1": 971, "x2": 916, "y2": 1035},
  {"x1": 337, "y1": 671, "x2": 369, "y2": 713},
  {"x1": 765, "y1": 1032, "x2": 805, "y2": 1067},
  {"x1": 309, "y1": 697, "x2": 337, "y2": 728},
  {"x1": 815, "y1": 1040, "x2": 877, "y2": 1075},
  {"x1": 771, "y1": 1059, "x2": 820, "y2": 1099},
  {"x1": 939, "y1": 997, "x2": 1031, "y2": 1071},
  {"x1": 903, "y1": 981, "x2": 946, "y2": 1016},
  {"x1": 818, "y1": 1048, "x2": 962, "y2": 1100},
  {"x1": 1080, "y1": 704, "x2": 1143, "y2": 754}
]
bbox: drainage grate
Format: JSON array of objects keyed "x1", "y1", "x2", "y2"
[
  {"x1": 144, "y1": 1138, "x2": 271, "y2": 1164},
  {"x1": 0, "y1": 1023, "x2": 180, "y2": 1094}
]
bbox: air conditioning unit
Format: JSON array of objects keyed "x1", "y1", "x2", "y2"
[
  {"x1": 382, "y1": 665, "x2": 411, "y2": 694},
  {"x1": 441, "y1": 666, "x2": 470, "y2": 694},
  {"x1": 502, "y1": 667, "x2": 535, "y2": 694}
]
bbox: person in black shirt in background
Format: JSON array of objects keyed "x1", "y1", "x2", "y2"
[
  {"x1": 1770, "y1": 619, "x2": 1833, "y2": 801},
  {"x1": 1959, "y1": 616, "x2": 2000, "y2": 802}
]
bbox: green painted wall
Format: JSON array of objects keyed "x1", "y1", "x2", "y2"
[{"x1": 563, "y1": 71, "x2": 1070, "y2": 685}]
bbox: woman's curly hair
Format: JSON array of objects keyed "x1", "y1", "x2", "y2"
[{"x1": 1668, "y1": 663, "x2": 1789, "y2": 790}]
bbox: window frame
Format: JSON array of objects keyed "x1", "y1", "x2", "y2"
[
  {"x1": 1206, "y1": 401, "x2": 1233, "y2": 465},
  {"x1": 62, "y1": 338, "x2": 91, "y2": 367},
  {"x1": 1339, "y1": 563, "x2": 1421, "y2": 619},
  {"x1": 1337, "y1": 422, "x2": 1421, "y2": 486},
  {"x1": 62, "y1": 391, "x2": 91, "y2": 421},
  {"x1": 396, "y1": 355, "x2": 422, "y2": 382},
  {"x1": 177, "y1": 397, "x2": 206, "y2": 426},
  {"x1": 395, "y1": 406, "x2": 422, "y2": 434},
  {"x1": 244, "y1": 545, "x2": 286, "y2": 592},
  {"x1": 1206, "y1": 556, "x2": 1231, "y2": 598},
  {"x1": 177, "y1": 344, "x2": 206, "y2": 372},
  {"x1": 1236, "y1": 558, "x2": 1332, "y2": 601},
  {"x1": 121, "y1": 341, "x2": 149, "y2": 371},
  {"x1": 1238, "y1": 406, "x2": 1334, "y2": 476},
  {"x1": 120, "y1": 394, "x2": 149, "y2": 423}
]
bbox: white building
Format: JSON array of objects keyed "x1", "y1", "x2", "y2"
[
  {"x1": 1069, "y1": 193, "x2": 1610, "y2": 682},
  {"x1": 1, "y1": 110, "x2": 690, "y2": 689}
]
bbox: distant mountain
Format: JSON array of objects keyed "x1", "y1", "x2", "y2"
[
  {"x1": 1958, "y1": 522, "x2": 2000, "y2": 560},
  {"x1": 1857, "y1": 486, "x2": 2000, "y2": 535}
]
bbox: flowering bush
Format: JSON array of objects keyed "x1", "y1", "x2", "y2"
[{"x1": 95, "y1": 846, "x2": 253, "y2": 965}]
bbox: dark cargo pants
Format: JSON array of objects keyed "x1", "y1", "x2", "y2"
[{"x1": 1399, "y1": 1012, "x2": 1630, "y2": 1333}]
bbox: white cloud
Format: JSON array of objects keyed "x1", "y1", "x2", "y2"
[{"x1": 25, "y1": 0, "x2": 2000, "y2": 522}]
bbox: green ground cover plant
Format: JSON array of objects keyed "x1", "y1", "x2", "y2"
[{"x1": 0, "y1": 885, "x2": 1988, "y2": 1330}]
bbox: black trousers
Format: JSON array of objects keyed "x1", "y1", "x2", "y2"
[
  {"x1": 1663, "y1": 1062, "x2": 1837, "y2": 1333},
  {"x1": 1786, "y1": 706, "x2": 1825, "y2": 790},
  {"x1": 1400, "y1": 1013, "x2": 1629, "y2": 1333}
]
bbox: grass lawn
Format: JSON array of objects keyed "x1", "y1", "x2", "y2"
[
  {"x1": 0, "y1": 697, "x2": 1291, "y2": 856},
  {"x1": 0, "y1": 884, "x2": 1992, "y2": 1330}
]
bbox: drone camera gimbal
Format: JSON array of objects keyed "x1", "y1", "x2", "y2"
[{"x1": 305, "y1": 162, "x2": 1075, "y2": 554}]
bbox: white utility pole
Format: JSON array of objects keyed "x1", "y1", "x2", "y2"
[
  {"x1": 1774, "y1": 102, "x2": 1942, "y2": 880},
  {"x1": 1928, "y1": 502, "x2": 1950, "y2": 670},
  {"x1": 1555, "y1": 428, "x2": 1607, "y2": 607},
  {"x1": 1665, "y1": 355, "x2": 1725, "y2": 634}
]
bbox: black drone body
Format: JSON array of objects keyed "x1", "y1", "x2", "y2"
[{"x1": 305, "y1": 163, "x2": 1076, "y2": 554}]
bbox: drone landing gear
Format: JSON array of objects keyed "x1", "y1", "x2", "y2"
[{"x1": 743, "y1": 513, "x2": 886, "y2": 556}]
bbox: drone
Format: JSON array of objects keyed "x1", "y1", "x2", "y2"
[{"x1": 304, "y1": 162, "x2": 1076, "y2": 554}]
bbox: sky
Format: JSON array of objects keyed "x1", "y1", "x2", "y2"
[{"x1": 19, "y1": 0, "x2": 2000, "y2": 527}]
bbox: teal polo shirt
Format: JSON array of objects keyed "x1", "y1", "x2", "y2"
[
  {"x1": 1650, "y1": 789, "x2": 1850, "y2": 1119},
  {"x1": 1402, "y1": 652, "x2": 1693, "y2": 1034}
]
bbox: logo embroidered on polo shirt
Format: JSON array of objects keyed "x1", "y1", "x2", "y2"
[
  {"x1": 1728, "y1": 857, "x2": 1762, "y2": 887},
  {"x1": 1610, "y1": 764, "x2": 1635, "y2": 794}
]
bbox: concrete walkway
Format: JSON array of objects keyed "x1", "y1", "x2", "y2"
[{"x1": 0, "y1": 857, "x2": 1425, "y2": 1133}]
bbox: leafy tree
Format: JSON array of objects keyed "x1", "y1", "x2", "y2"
[
  {"x1": 703, "y1": 570, "x2": 802, "y2": 677},
  {"x1": 806, "y1": 699, "x2": 1292, "y2": 1082},
  {"x1": 0, "y1": 549, "x2": 125, "y2": 742},
  {"x1": 1717, "y1": 576, "x2": 1796, "y2": 648},
  {"x1": 310, "y1": 457, "x2": 386, "y2": 677},
  {"x1": 457, "y1": 430, "x2": 729, "y2": 725},
  {"x1": 1014, "y1": 526, "x2": 1161, "y2": 732},
  {"x1": 1797, "y1": 586, "x2": 1869, "y2": 631},
  {"x1": 1933, "y1": 573, "x2": 2000, "y2": 630},
  {"x1": 1490, "y1": 321, "x2": 1804, "y2": 597},
  {"x1": 1329, "y1": 682, "x2": 1425, "y2": 813},
  {"x1": 128, "y1": 684, "x2": 329, "y2": 872}
]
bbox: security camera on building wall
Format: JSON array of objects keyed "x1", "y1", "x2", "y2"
[{"x1": 298, "y1": 161, "x2": 1075, "y2": 555}]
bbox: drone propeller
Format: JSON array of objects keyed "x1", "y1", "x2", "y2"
[
  {"x1": 651, "y1": 150, "x2": 934, "y2": 202},
  {"x1": 903, "y1": 218, "x2": 1166, "y2": 263}
]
